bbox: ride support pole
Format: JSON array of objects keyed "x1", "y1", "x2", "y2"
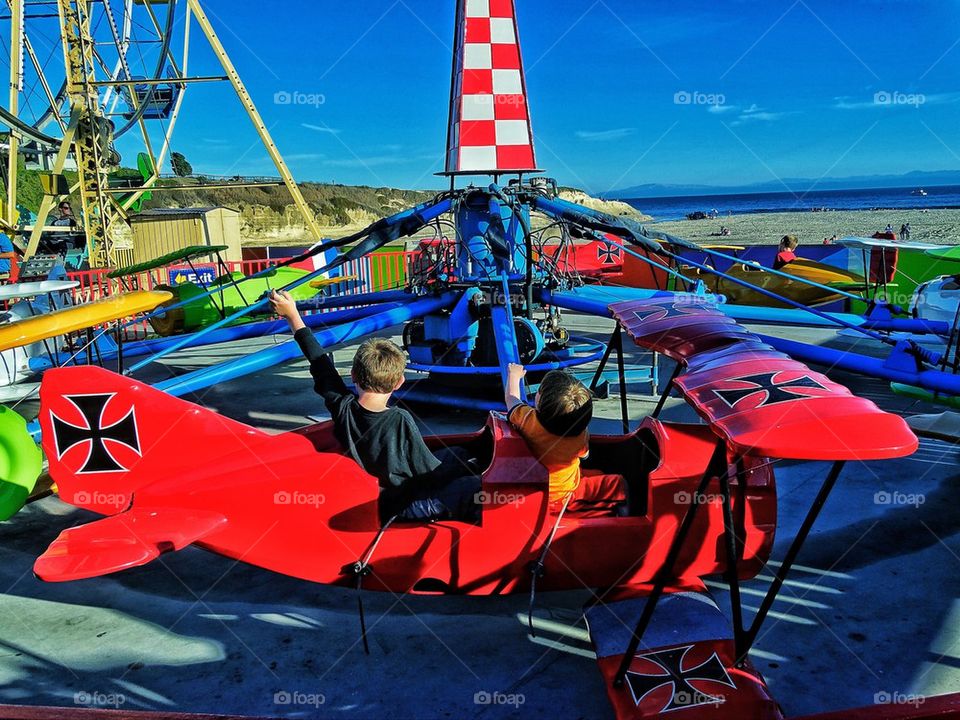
[
  {"x1": 613, "y1": 442, "x2": 730, "y2": 687},
  {"x1": 738, "y1": 461, "x2": 846, "y2": 664}
]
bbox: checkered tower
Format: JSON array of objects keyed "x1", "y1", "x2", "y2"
[{"x1": 444, "y1": 0, "x2": 539, "y2": 175}]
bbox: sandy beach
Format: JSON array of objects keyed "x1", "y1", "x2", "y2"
[{"x1": 650, "y1": 208, "x2": 960, "y2": 247}]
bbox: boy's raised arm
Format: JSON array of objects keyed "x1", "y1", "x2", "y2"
[
  {"x1": 269, "y1": 290, "x2": 305, "y2": 333},
  {"x1": 504, "y1": 363, "x2": 526, "y2": 412},
  {"x1": 270, "y1": 290, "x2": 349, "y2": 406}
]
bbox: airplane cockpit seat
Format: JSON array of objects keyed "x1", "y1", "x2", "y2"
[{"x1": 583, "y1": 424, "x2": 659, "y2": 517}]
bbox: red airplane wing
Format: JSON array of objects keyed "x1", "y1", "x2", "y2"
[
  {"x1": 35, "y1": 507, "x2": 227, "y2": 582},
  {"x1": 610, "y1": 298, "x2": 918, "y2": 461},
  {"x1": 585, "y1": 584, "x2": 783, "y2": 719}
]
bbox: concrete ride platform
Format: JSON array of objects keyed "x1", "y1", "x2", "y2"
[{"x1": 0, "y1": 313, "x2": 958, "y2": 719}]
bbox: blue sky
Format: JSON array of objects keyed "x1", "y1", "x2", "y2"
[{"x1": 115, "y1": 0, "x2": 960, "y2": 193}]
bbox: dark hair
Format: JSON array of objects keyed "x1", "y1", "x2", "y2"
[
  {"x1": 535, "y1": 370, "x2": 593, "y2": 437},
  {"x1": 780, "y1": 235, "x2": 798, "y2": 250},
  {"x1": 352, "y1": 339, "x2": 407, "y2": 393}
]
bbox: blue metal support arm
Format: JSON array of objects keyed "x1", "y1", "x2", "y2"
[
  {"x1": 155, "y1": 292, "x2": 459, "y2": 398},
  {"x1": 759, "y1": 333, "x2": 960, "y2": 398},
  {"x1": 545, "y1": 285, "x2": 882, "y2": 332},
  {"x1": 491, "y1": 275, "x2": 527, "y2": 402},
  {"x1": 126, "y1": 199, "x2": 453, "y2": 374},
  {"x1": 540, "y1": 288, "x2": 959, "y2": 398},
  {"x1": 125, "y1": 195, "x2": 447, "y2": 332},
  {"x1": 532, "y1": 194, "x2": 941, "y2": 339},
  {"x1": 28, "y1": 302, "x2": 405, "y2": 372},
  {"x1": 640, "y1": 227, "x2": 867, "y2": 305},
  {"x1": 539, "y1": 287, "x2": 713, "y2": 316},
  {"x1": 529, "y1": 195, "x2": 662, "y2": 253}
]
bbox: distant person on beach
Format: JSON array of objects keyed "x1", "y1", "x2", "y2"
[
  {"x1": 719, "y1": 225, "x2": 731, "y2": 237},
  {"x1": 899, "y1": 224, "x2": 908, "y2": 242},
  {"x1": 904, "y1": 223, "x2": 911, "y2": 241},
  {"x1": 774, "y1": 235, "x2": 798, "y2": 270},
  {"x1": 822, "y1": 234, "x2": 838, "y2": 245},
  {"x1": 884, "y1": 223, "x2": 895, "y2": 236}
]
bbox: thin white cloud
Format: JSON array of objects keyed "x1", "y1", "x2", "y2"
[
  {"x1": 302, "y1": 123, "x2": 341, "y2": 134},
  {"x1": 575, "y1": 128, "x2": 636, "y2": 142},
  {"x1": 833, "y1": 96, "x2": 875, "y2": 110},
  {"x1": 730, "y1": 104, "x2": 793, "y2": 125},
  {"x1": 708, "y1": 104, "x2": 739, "y2": 114}
]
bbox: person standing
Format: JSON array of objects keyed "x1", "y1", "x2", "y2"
[{"x1": 0, "y1": 232, "x2": 15, "y2": 283}]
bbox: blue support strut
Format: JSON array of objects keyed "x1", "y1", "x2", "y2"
[
  {"x1": 491, "y1": 275, "x2": 526, "y2": 402},
  {"x1": 154, "y1": 292, "x2": 459, "y2": 398},
  {"x1": 24, "y1": 295, "x2": 455, "y2": 443},
  {"x1": 759, "y1": 333, "x2": 960, "y2": 398},
  {"x1": 126, "y1": 198, "x2": 453, "y2": 374},
  {"x1": 540, "y1": 288, "x2": 960, "y2": 399},
  {"x1": 29, "y1": 296, "x2": 411, "y2": 372}
]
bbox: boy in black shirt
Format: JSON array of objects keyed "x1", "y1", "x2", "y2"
[{"x1": 270, "y1": 290, "x2": 480, "y2": 523}]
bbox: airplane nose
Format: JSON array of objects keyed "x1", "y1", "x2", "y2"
[{"x1": 0, "y1": 404, "x2": 42, "y2": 520}]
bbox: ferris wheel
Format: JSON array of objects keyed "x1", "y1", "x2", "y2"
[{"x1": 0, "y1": 0, "x2": 320, "y2": 268}]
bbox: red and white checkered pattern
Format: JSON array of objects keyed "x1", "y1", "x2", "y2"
[{"x1": 444, "y1": 0, "x2": 538, "y2": 174}]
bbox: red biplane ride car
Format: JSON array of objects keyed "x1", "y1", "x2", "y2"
[{"x1": 32, "y1": 297, "x2": 930, "y2": 719}]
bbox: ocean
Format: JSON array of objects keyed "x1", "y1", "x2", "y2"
[{"x1": 622, "y1": 185, "x2": 960, "y2": 222}]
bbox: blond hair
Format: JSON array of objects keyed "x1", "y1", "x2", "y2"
[
  {"x1": 352, "y1": 339, "x2": 407, "y2": 393},
  {"x1": 535, "y1": 370, "x2": 593, "y2": 437}
]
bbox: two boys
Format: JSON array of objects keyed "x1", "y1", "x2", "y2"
[{"x1": 272, "y1": 290, "x2": 625, "y2": 521}]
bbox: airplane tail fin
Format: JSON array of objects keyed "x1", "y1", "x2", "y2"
[
  {"x1": 0, "y1": 405, "x2": 42, "y2": 520},
  {"x1": 444, "y1": 0, "x2": 538, "y2": 175},
  {"x1": 39, "y1": 366, "x2": 274, "y2": 515}
]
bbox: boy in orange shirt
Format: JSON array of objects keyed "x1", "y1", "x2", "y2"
[{"x1": 504, "y1": 363, "x2": 626, "y2": 516}]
